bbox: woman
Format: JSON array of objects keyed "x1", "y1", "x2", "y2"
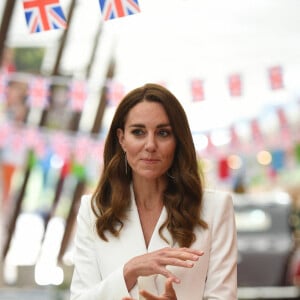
[{"x1": 70, "y1": 83, "x2": 237, "y2": 300}]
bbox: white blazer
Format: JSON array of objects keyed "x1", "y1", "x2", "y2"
[{"x1": 70, "y1": 189, "x2": 237, "y2": 300}]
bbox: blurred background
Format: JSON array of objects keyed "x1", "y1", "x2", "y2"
[{"x1": 0, "y1": 0, "x2": 300, "y2": 299}]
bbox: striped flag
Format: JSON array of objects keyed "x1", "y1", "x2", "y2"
[
  {"x1": 228, "y1": 73, "x2": 242, "y2": 97},
  {"x1": 105, "y1": 79, "x2": 125, "y2": 106},
  {"x1": 68, "y1": 80, "x2": 88, "y2": 112},
  {"x1": 0, "y1": 122, "x2": 11, "y2": 147},
  {"x1": 23, "y1": 0, "x2": 67, "y2": 33},
  {"x1": 25, "y1": 127, "x2": 46, "y2": 157},
  {"x1": 99, "y1": 0, "x2": 141, "y2": 21},
  {"x1": 27, "y1": 76, "x2": 50, "y2": 109},
  {"x1": 74, "y1": 135, "x2": 92, "y2": 164},
  {"x1": 0, "y1": 72, "x2": 9, "y2": 103},
  {"x1": 50, "y1": 132, "x2": 71, "y2": 160},
  {"x1": 276, "y1": 107, "x2": 288, "y2": 128},
  {"x1": 218, "y1": 157, "x2": 230, "y2": 180},
  {"x1": 250, "y1": 119, "x2": 262, "y2": 142},
  {"x1": 191, "y1": 79, "x2": 205, "y2": 102},
  {"x1": 229, "y1": 125, "x2": 239, "y2": 147},
  {"x1": 268, "y1": 66, "x2": 284, "y2": 90}
]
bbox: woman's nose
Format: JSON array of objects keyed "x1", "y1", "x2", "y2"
[{"x1": 145, "y1": 134, "x2": 156, "y2": 151}]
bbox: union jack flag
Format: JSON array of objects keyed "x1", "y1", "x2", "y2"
[
  {"x1": 228, "y1": 73, "x2": 242, "y2": 97},
  {"x1": 23, "y1": 0, "x2": 67, "y2": 33},
  {"x1": 51, "y1": 132, "x2": 71, "y2": 160},
  {"x1": 99, "y1": 0, "x2": 141, "y2": 21},
  {"x1": 24, "y1": 127, "x2": 46, "y2": 157},
  {"x1": 105, "y1": 79, "x2": 125, "y2": 106},
  {"x1": 0, "y1": 72, "x2": 9, "y2": 103},
  {"x1": 191, "y1": 79, "x2": 205, "y2": 102},
  {"x1": 0, "y1": 122, "x2": 10, "y2": 147},
  {"x1": 68, "y1": 80, "x2": 88, "y2": 112},
  {"x1": 74, "y1": 135, "x2": 92, "y2": 164},
  {"x1": 268, "y1": 66, "x2": 284, "y2": 90},
  {"x1": 26, "y1": 76, "x2": 50, "y2": 109}
]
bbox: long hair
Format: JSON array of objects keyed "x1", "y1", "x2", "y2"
[{"x1": 91, "y1": 83, "x2": 207, "y2": 247}]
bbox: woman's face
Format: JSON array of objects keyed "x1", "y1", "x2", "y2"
[{"x1": 117, "y1": 101, "x2": 176, "y2": 181}]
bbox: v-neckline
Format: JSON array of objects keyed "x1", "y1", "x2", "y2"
[{"x1": 132, "y1": 195, "x2": 166, "y2": 251}]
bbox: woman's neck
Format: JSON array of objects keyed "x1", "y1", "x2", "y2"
[{"x1": 132, "y1": 177, "x2": 166, "y2": 210}]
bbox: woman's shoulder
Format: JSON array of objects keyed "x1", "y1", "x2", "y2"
[
  {"x1": 77, "y1": 194, "x2": 94, "y2": 219},
  {"x1": 202, "y1": 189, "x2": 234, "y2": 212},
  {"x1": 203, "y1": 188, "x2": 232, "y2": 199},
  {"x1": 79, "y1": 194, "x2": 92, "y2": 208},
  {"x1": 81, "y1": 194, "x2": 92, "y2": 204}
]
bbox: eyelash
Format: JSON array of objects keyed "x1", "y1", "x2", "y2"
[
  {"x1": 131, "y1": 129, "x2": 172, "y2": 137},
  {"x1": 131, "y1": 129, "x2": 144, "y2": 136},
  {"x1": 158, "y1": 129, "x2": 171, "y2": 137}
]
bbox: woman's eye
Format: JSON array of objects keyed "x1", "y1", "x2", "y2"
[
  {"x1": 158, "y1": 129, "x2": 171, "y2": 137},
  {"x1": 131, "y1": 129, "x2": 144, "y2": 136}
]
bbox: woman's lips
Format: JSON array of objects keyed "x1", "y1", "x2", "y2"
[{"x1": 141, "y1": 158, "x2": 159, "y2": 164}]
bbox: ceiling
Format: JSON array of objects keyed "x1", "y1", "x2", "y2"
[{"x1": 2, "y1": 0, "x2": 300, "y2": 132}]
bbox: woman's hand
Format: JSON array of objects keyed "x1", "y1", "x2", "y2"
[
  {"x1": 140, "y1": 277, "x2": 177, "y2": 300},
  {"x1": 123, "y1": 247, "x2": 204, "y2": 290},
  {"x1": 122, "y1": 278, "x2": 177, "y2": 300}
]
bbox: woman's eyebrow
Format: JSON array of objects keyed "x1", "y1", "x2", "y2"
[
  {"x1": 157, "y1": 124, "x2": 171, "y2": 128},
  {"x1": 128, "y1": 123, "x2": 145, "y2": 128},
  {"x1": 129, "y1": 123, "x2": 171, "y2": 128}
]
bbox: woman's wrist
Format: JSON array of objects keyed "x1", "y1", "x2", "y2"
[{"x1": 123, "y1": 261, "x2": 137, "y2": 291}]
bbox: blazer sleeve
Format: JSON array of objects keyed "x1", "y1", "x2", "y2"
[
  {"x1": 70, "y1": 195, "x2": 131, "y2": 300},
  {"x1": 203, "y1": 191, "x2": 238, "y2": 300}
]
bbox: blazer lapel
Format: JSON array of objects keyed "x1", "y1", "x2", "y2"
[{"x1": 136, "y1": 206, "x2": 174, "y2": 298}]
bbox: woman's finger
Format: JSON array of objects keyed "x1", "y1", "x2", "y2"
[
  {"x1": 139, "y1": 289, "x2": 160, "y2": 300},
  {"x1": 138, "y1": 278, "x2": 178, "y2": 300},
  {"x1": 164, "y1": 278, "x2": 177, "y2": 298}
]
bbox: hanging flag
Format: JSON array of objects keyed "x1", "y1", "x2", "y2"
[
  {"x1": 0, "y1": 122, "x2": 11, "y2": 147},
  {"x1": 90, "y1": 139, "x2": 105, "y2": 165},
  {"x1": 0, "y1": 72, "x2": 9, "y2": 103},
  {"x1": 68, "y1": 80, "x2": 88, "y2": 112},
  {"x1": 50, "y1": 132, "x2": 71, "y2": 160},
  {"x1": 25, "y1": 127, "x2": 46, "y2": 157},
  {"x1": 250, "y1": 119, "x2": 262, "y2": 141},
  {"x1": 276, "y1": 107, "x2": 288, "y2": 128},
  {"x1": 23, "y1": 0, "x2": 67, "y2": 33},
  {"x1": 191, "y1": 79, "x2": 205, "y2": 102},
  {"x1": 105, "y1": 79, "x2": 125, "y2": 106},
  {"x1": 99, "y1": 0, "x2": 141, "y2": 21},
  {"x1": 1, "y1": 163, "x2": 16, "y2": 207},
  {"x1": 10, "y1": 127, "x2": 27, "y2": 154},
  {"x1": 26, "y1": 76, "x2": 50, "y2": 109},
  {"x1": 228, "y1": 73, "x2": 242, "y2": 97},
  {"x1": 271, "y1": 149, "x2": 285, "y2": 172},
  {"x1": 229, "y1": 125, "x2": 239, "y2": 148},
  {"x1": 218, "y1": 157, "x2": 230, "y2": 180},
  {"x1": 268, "y1": 66, "x2": 284, "y2": 90},
  {"x1": 204, "y1": 132, "x2": 218, "y2": 157},
  {"x1": 74, "y1": 135, "x2": 92, "y2": 164}
]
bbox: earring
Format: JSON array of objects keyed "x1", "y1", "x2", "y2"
[
  {"x1": 167, "y1": 171, "x2": 175, "y2": 181},
  {"x1": 124, "y1": 152, "x2": 128, "y2": 175}
]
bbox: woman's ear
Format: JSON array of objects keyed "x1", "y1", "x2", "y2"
[{"x1": 117, "y1": 128, "x2": 125, "y2": 151}]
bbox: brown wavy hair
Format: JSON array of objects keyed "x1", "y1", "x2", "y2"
[{"x1": 91, "y1": 83, "x2": 207, "y2": 247}]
